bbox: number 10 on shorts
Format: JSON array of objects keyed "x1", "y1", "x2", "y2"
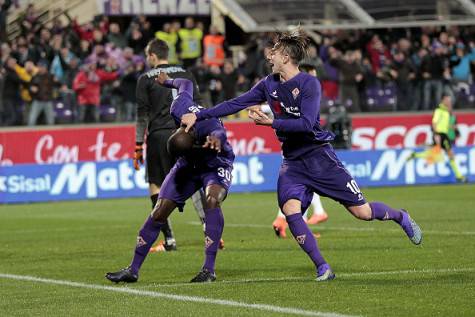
[{"x1": 346, "y1": 180, "x2": 361, "y2": 195}]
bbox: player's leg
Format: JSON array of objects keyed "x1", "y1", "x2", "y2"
[
  {"x1": 190, "y1": 166, "x2": 232, "y2": 283},
  {"x1": 315, "y1": 145, "x2": 422, "y2": 245},
  {"x1": 307, "y1": 193, "x2": 328, "y2": 225},
  {"x1": 278, "y1": 162, "x2": 334, "y2": 281},
  {"x1": 106, "y1": 162, "x2": 199, "y2": 283},
  {"x1": 442, "y1": 134, "x2": 466, "y2": 182},
  {"x1": 147, "y1": 130, "x2": 177, "y2": 252},
  {"x1": 105, "y1": 198, "x2": 177, "y2": 283},
  {"x1": 192, "y1": 189, "x2": 225, "y2": 249}
]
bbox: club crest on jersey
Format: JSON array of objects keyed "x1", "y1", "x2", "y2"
[
  {"x1": 292, "y1": 88, "x2": 300, "y2": 99},
  {"x1": 204, "y1": 236, "x2": 214, "y2": 248},
  {"x1": 270, "y1": 90, "x2": 278, "y2": 99},
  {"x1": 136, "y1": 236, "x2": 147, "y2": 247},
  {"x1": 296, "y1": 234, "x2": 306, "y2": 244}
]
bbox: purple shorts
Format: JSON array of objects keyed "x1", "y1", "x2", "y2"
[
  {"x1": 159, "y1": 159, "x2": 233, "y2": 210},
  {"x1": 278, "y1": 144, "x2": 366, "y2": 211}
]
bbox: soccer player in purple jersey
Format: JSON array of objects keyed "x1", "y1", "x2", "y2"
[
  {"x1": 106, "y1": 71, "x2": 235, "y2": 283},
  {"x1": 181, "y1": 28, "x2": 422, "y2": 281}
]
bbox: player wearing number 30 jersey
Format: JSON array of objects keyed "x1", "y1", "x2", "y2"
[{"x1": 106, "y1": 71, "x2": 234, "y2": 284}]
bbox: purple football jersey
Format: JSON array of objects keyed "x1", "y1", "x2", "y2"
[{"x1": 196, "y1": 72, "x2": 335, "y2": 159}]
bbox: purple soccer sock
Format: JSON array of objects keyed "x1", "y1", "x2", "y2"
[
  {"x1": 130, "y1": 216, "x2": 163, "y2": 275},
  {"x1": 286, "y1": 213, "x2": 326, "y2": 269},
  {"x1": 202, "y1": 207, "x2": 224, "y2": 274},
  {"x1": 369, "y1": 202, "x2": 403, "y2": 223}
]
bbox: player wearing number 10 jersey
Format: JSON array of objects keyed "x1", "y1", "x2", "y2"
[{"x1": 181, "y1": 28, "x2": 423, "y2": 281}]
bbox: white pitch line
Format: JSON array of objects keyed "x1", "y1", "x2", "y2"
[
  {"x1": 187, "y1": 221, "x2": 475, "y2": 236},
  {"x1": 0, "y1": 273, "x2": 357, "y2": 317},
  {"x1": 140, "y1": 267, "x2": 475, "y2": 289}
]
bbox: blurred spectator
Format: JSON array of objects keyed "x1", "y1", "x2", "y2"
[
  {"x1": 319, "y1": 38, "x2": 339, "y2": 100},
  {"x1": 240, "y1": 37, "x2": 260, "y2": 83},
  {"x1": 257, "y1": 39, "x2": 274, "y2": 79},
  {"x1": 450, "y1": 42, "x2": 475, "y2": 82},
  {"x1": 221, "y1": 60, "x2": 238, "y2": 101},
  {"x1": 330, "y1": 47, "x2": 364, "y2": 112},
  {"x1": 77, "y1": 39, "x2": 92, "y2": 61},
  {"x1": 107, "y1": 23, "x2": 126, "y2": 48},
  {"x1": 155, "y1": 23, "x2": 179, "y2": 64},
  {"x1": 118, "y1": 61, "x2": 140, "y2": 121},
  {"x1": 0, "y1": 0, "x2": 12, "y2": 42},
  {"x1": 189, "y1": 57, "x2": 211, "y2": 107},
  {"x1": 72, "y1": 60, "x2": 118, "y2": 123},
  {"x1": 421, "y1": 41, "x2": 449, "y2": 110},
  {"x1": 389, "y1": 51, "x2": 416, "y2": 111},
  {"x1": 2, "y1": 57, "x2": 26, "y2": 125},
  {"x1": 366, "y1": 34, "x2": 392, "y2": 78},
  {"x1": 0, "y1": 64, "x2": 4, "y2": 125},
  {"x1": 207, "y1": 65, "x2": 223, "y2": 105},
  {"x1": 17, "y1": 60, "x2": 35, "y2": 123},
  {"x1": 203, "y1": 25, "x2": 226, "y2": 67},
  {"x1": 178, "y1": 17, "x2": 203, "y2": 69},
  {"x1": 28, "y1": 60, "x2": 55, "y2": 125}
]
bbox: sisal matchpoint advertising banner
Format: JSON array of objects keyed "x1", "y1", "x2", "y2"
[{"x1": 1, "y1": 112, "x2": 474, "y2": 203}]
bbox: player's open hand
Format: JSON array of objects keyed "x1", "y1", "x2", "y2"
[
  {"x1": 181, "y1": 113, "x2": 197, "y2": 132},
  {"x1": 248, "y1": 108, "x2": 273, "y2": 126},
  {"x1": 155, "y1": 70, "x2": 170, "y2": 85},
  {"x1": 203, "y1": 135, "x2": 221, "y2": 152}
]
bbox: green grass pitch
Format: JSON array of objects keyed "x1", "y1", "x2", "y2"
[{"x1": 1, "y1": 184, "x2": 474, "y2": 316}]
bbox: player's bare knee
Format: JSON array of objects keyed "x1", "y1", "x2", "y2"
[
  {"x1": 205, "y1": 195, "x2": 221, "y2": 209},
  {"x1": 151, "y1": 199, "x2": 175, "y2": 222},
  {"x1": 347, "y1": 204, "x2": 372, "y2": 220},
  {"x1": 282, "y1": 199, "x2": 301, "y2": 216}
]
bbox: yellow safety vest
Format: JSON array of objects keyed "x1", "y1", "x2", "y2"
[
  {"x1": 178, "y1": 28, "x2": 203, "y2": 59},
  {"x1": 155, "y1": 31, "x2": 179, "y2": 64},
  {"x1": 432, "y1": 104, "x2": 450, "y2": 134}
]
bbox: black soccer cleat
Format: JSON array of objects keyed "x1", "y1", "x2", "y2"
[
  {"x1": 190, "y1": 268, "x2": 216, "y2": 283},
  {"x1": 105, "y1": 267, "x2": 138, "y2": 283},
  {"x1": 164, "y1": 240, "x2": 177, "y2": 251}
]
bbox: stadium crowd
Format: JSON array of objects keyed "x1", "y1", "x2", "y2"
[{"x1": 1, "y1": 3, "x2": 475, "y2": 126}]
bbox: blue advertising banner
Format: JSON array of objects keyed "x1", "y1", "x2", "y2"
[{"x1": 1, "y1": 147, "x2": 473, "y2": 203}]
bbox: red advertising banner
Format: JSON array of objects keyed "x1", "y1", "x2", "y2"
[
  {"x1": 223, "y1": 121, "x2": 281, "y2": 155},
  {"x1": 1, "y1": 112, "x2": 473, "y2": 165},
  {"x1": 0, "y1": 125, "x2": 135, "y2": 166},
  {"x1": 351, "y1": 112, "x2": 475, "y2": 150}
]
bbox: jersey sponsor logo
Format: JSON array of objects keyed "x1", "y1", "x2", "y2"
[
  {"x1": 282, "y1": 105, "x2": 301, "y2": 117},
  {"x1": 188, "y1": 105, "x2": 204, "y2": 113},
  {"x1": 136, "y1": 236, "x2": 147, "y2": 247},
  {"x1": 204, "y1": 236, "x2": 214, "y2": 248},
  {"x1": 292, "y1": 88, "x2": 300, "y2": 99},
  {"x1": 296, "y1": 234, "x2": 306, "y2": 245}
]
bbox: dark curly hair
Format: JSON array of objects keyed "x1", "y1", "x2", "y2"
[{"x1": 273, "y1": 28, "x2": 310, "y2": 65}]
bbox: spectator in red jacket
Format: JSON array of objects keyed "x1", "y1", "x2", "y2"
[
  {"x1": 72, "y1": 60, "x2": 118, "y2": 123},
  {"x1": 366, "y1": 35, "x2": 392, "y2": 78}
]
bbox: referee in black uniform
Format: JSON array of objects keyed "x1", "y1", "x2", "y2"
[{"x1": 134, "y1": 39, "x2": 206, "y2": 251}]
